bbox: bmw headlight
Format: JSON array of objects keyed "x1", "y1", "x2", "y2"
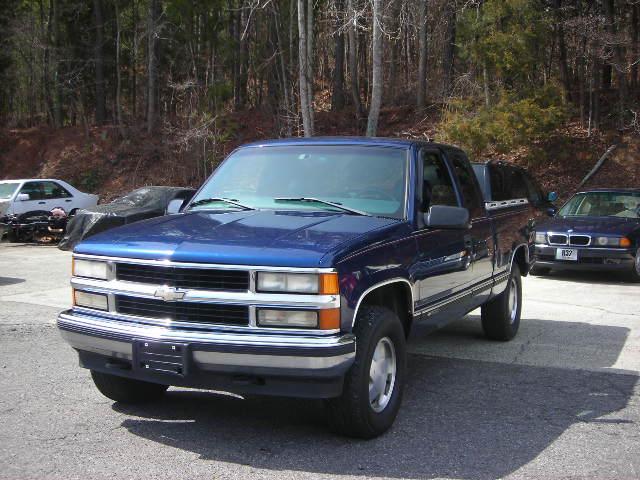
[
  {"x1": 535, "y1": 232, "x2": 547, "y2": 244},
  {"x1": 595, "y1": 236, "x2": 632, "y2": 248},
  {"x1": 72, "y1": 258, "x2": 109, "y2": 280},
  {"x1": 256, "y1": 272, "x2": 338, "y2": 294}
]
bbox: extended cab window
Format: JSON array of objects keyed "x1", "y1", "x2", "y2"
[
  {"x1": 489, "y1": 164, "x2": 528, "y2": 201},
  {"x1": 421, "y1": 151, "x2": 458, "y2": 210},
  {"x1": 449, "y1": 151, "x2": 483, "y2": 218}
]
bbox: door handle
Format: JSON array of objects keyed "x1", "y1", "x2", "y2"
[
  {"x1": 65, "y1": 199, "x2": 72, "y2": 202},
  {"x1": 38, "y1": 201, "x2": 46, "y2": 205}
]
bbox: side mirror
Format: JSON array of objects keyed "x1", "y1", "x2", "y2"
[
  {"x1": 16, "y1": 193, "x2": 30, "y2": 201},
  {"x1": 425, "y1": 205, "x2": 470, "y2": 230},
  {"x1": 546, "y1": 207, "x2": 557, "y2": 217},
  {"x1": 166, "y1": 198, "x2": 185, "y2": 214},
  {"x1": 547, "y1": 191, "x2": 558, "y2": 202}
]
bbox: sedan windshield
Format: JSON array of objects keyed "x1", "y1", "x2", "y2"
[
  {"x1": 189, "y1": 146, "x2": 408, "y2": 219},
  {"x1": 559, "y1": 191, "x2": 640, "y2": 218},
  {"x1": 0, "y1": 182, "x2": 20, "y2": 200}
]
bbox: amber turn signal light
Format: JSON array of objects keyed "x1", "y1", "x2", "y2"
[
  {"x1": 319, "y1": 308, "x2": 341, "y2": 330},
  {"x1": 620, "y1": 237, "x2": 632, "y2": 248},
  {"x1": 319, "y1": 273, "x2": 339, "y2": 295}
]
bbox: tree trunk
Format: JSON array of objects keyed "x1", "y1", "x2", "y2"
[
  {"x1": 305, "y1": 0, "x2": 314, "y2": 124},
  {"x1": 347, "y1": 0, "x2": 363, "y2": 118},
  {"x1": 147, "y1": 0, "x2": 159, "y2": 133},
  {"x1": 297, "y1": 0, "x2": 313, "y2": 136},
  {"x1": 416, "y1": 0, "x2": 428, "y2": 108},
  {"x1": 604, "y1": 0, "x2": 626, "y2": 128},
  {"x1": 331, "y1": 0, "x2": 345, "y2": 111},
  {"x1": 132, "y1": 0, "x2": 138, "y2": 118},
  {"x1": 93, "y1": 0, "x2": 106, "y2": 124},
  {"x1": 554, "y1": 0, "x2": 572, "y2": 102},
  {"x1": 51, "y1": 0, "x2": 63, "y2": 128},
  {"x1": 632, "y1": 2, "x2": 639, "y2": 92},
  {"x1": 115, "y1": 1, "x2": 124, "y2": 135},
  {"x1": 442, "y1": 1, "x2": 456, "y2": 98},
  {"x1": 366, "y1": 0, "x2": 382, "y2": 136}
]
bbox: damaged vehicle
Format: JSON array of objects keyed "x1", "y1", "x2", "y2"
[
  {"x1": 1, "y1": 179, "x2": 98, "y2": 241},
  {"x1": 58, "y1": 186, "x2": 196, "y2": 251}
]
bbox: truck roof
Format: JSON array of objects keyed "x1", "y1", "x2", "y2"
[{"x1": 242, "y1": 136, "x2": 462, "y2": 151}]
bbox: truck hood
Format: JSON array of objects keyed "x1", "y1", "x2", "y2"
[
  {"x1": 538, "y1": 215, "x2": 639, "y2": 237},
  {"x1": 74, "y1": 210, "x2": 400, "y2": 267}
]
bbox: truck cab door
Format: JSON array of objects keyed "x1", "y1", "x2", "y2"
[
  {"x1": 412, "y1": 149, "x2": 474, "y2": 324},
  {"x1": 446, "y1": 150, "x2": 495, "y2": 306}
]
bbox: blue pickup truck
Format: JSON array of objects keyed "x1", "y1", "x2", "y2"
[{"x1": 58, "y1": 138, "x2": 549, "y2": 438}]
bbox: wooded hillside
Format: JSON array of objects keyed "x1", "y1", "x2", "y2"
[{"x1": 0, "y1": 0, "x2": 638, "y2": 184}]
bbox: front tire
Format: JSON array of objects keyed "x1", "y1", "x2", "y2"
[
  {"x1": 481, "y1": 263, "x2": 522, "y2": 341},
  {"x1": 326, "y1": 305, "x2": 406, "y2": 439},
  {"x1": 529, "y1": 265, "x2": 550, "y2": 276},
  {"x1": 91, "y1": 371, "x2": 168, "y2": 403}
]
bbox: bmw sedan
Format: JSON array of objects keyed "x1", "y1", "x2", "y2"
[{"x1": 532, "y1": 188, "x2": 640, "y2": 281}]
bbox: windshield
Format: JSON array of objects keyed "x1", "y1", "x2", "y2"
[
  {"x1": 189, "y1": 145, "x2": 409, "y2": 219},
  {"x1": 0, "y1": 182, "x2": 20, "y2": 200},
  {"x1": 559, "y1": 191, "x2": 640, "y2": 218}
]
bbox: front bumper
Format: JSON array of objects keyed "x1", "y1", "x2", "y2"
[
  {"x1": 533, "y1": 245, "x2": 635, "y2": 271},
  {"x1": 58, "y1": 309, "x2": 355, "y2": 398}
]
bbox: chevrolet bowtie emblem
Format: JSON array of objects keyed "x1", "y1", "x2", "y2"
[{"x1": 153, "y1": 286, "x2": 187, "y2": 302}]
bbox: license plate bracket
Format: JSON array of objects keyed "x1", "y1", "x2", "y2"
[
  {"x1": 132, "y1": 340, "x2": 190, "y2": 377},
  {"x1": 555, "y1": 248, "x2": 578, "y2": 261}
]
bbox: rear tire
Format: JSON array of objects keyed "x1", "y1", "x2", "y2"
[
  {"x1": 326, "y1": 305, "x2": 406, "y2": 439},
  {"x1": 91, "y1": 371, "x2": 168, "y2": 403},
  {"x1": 481, "y1": 263, "x2": 522, "y2": 341}
]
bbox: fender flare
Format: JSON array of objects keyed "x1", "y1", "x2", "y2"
[{"x1": 351, "y1": 278, "x2": 414, "y2": 328}]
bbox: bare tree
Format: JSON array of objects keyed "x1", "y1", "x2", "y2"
[
  {"x1": 331, "y1": 0, "x2": 346, "y2": 110},
  {"x1": 416, "y1": 0, "x2": 428, "y2": 109},
  {"x1": 347, "y1": 0, "x2": 363, "y2": 118},
  {"x1": 147, "y1": 0, "x2": 159, "y2": 133},
  {"x1": 93, "y1": 0, "x2": 106, "y2": 124},
  {"x1": 297, "y1": 0, "x2": 313, "y2": 136},
  {"x1": 366, "y1": 0, "x2": 382, "y2": 136}
]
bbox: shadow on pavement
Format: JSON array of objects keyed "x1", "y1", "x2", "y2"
[
  {"x1": 0, "y1": 277, "x2": 26, "y2": 286},
  {"x1": 113, "y1": 319, "x2": 637, "y2": 479}
]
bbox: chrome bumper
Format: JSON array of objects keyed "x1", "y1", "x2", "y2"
[{"x1": 57, "y1": 309, "x2": 355, "y2": 375}]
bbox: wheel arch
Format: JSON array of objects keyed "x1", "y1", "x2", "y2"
[
  {"x1": 351, "y1": 279, "x2": 414, "y2": 337},
  {"x1": 511, "y1": 243, "x2": 530, "y2": 276}
]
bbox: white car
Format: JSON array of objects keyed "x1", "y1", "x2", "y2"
[{"x1": 0, "y1": 179, "x2": 99, "y2": 218}]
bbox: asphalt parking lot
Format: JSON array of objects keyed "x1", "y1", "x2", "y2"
[{"x1": 0, "y1": 243, "x2": 638, "y2": 479}]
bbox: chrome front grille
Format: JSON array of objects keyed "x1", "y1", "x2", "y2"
[
  {"x1": 548, "y1": 233, "x2": 591, "y2": 246},
  {"x1": 548, "y1": 234, "x2": 568, "y2": 245},
  {"x1": 116, "y1": 263, "x2": 249, "y2": 291},
  {"x1": 115, "y1": 295, "x2": 249, "y2": 326},
  {"x1": 569, "y1": 235, "x2": 590, "y2": 246}
]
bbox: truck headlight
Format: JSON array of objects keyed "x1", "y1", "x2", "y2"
[
  {"x1": 535, "y1": 232, "x2": 547, "y2": 244},
  {"x1": 73, "y1": 258, "x2": 109, "y2": 280},
  {"x1": 257, "y1": 308, "x2": 340, "y2": 329},
  {"x1": 256, "y1": 272, "x2": 339, "y2": 294},
  {"x1": 73, "y1": 290, "x2": 108, "y2": 311}
]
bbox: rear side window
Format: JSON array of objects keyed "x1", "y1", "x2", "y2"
[
  {"x1": 449, "y1": 151, "x2": 484, "y2": 218},
  {"x1": 42, "y1": 181, "x2": 72, "y2": 199},
  {"x1": 421, "y1": 151, "x2": 458, "y2": 210},
  {"x1": 521, "y1": 172, "x2": 543, "y2": 203}
]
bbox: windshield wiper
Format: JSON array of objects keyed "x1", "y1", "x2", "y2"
[
  {"x1": 188, "y1": 197, "x2": 254, "y2": 211},
  {"x1": 274, "y1": 197, "x2": 371, "y2": 216}
]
